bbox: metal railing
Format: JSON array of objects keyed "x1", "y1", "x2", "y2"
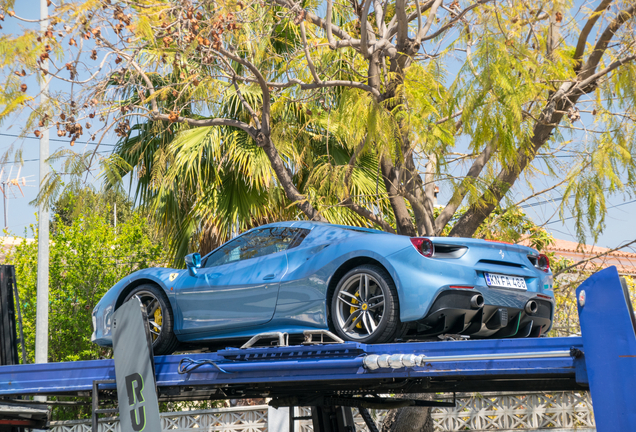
[{"x1": 49, "y1": 391, "x2": 595, "y2": 432}]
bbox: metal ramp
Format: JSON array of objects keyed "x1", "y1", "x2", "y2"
[{"x1": 0, "y1": 266, "x2": 634, "y2": 431}]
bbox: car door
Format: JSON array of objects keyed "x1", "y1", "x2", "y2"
[{"x1": 175, "y1": 227, "x2": 301, "y2": 334}]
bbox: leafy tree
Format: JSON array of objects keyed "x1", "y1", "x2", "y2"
[
  {"x1": 4, "y1": 211, "x2": 165, "y2": 364},
  {"x1": 0, "y1": 0, "x2": 633, "y2": 247},
  {"x1": 51, "y1": 184, "x2": 134, "y2": 230}
]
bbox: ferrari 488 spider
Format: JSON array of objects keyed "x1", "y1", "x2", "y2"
[{"x1": 92, "y1": 221, "x2": 554, "y2": 354}]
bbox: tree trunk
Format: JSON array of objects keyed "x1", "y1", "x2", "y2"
[
  {"x1": 381, "y1": 394, "x2": 434, "y2": 432},
  {"x1": 380, "y1": 155, "x2": 416, "y2": 236}
]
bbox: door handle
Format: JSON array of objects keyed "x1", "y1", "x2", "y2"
[{"x1": 263, "y1": 274, "x2": 276, "y2": 280}]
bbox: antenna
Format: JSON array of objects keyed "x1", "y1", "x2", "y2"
[{"x1": 0, "y1": 165, "x2": 35, "y2": 231}]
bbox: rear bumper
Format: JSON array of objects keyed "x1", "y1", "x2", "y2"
[{"x1": 409, "y1": 288, "x2": 553, "y2": 339}]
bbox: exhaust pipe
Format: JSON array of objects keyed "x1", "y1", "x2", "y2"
[
  {"x1": 470, "y1": 294, "x2": 484, "y2": 309},
  {"x1": 525, "y1": 300, "x2": 538, "y2": 315}
]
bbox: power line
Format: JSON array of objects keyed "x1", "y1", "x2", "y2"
[
  {"x1": 0, "y1": 132, "x2": 117, "y2": 147},
  {"x1": 0, "y1": 151, "x2": 111, "y2": 166},
  {"x1": 545, "y1": 199, "x2": 636, "y2": 225}
]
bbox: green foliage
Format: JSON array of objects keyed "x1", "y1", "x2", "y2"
[
  {"x1": 51, "y1": 185, "x2": 135, "y2": 230},
  {"x1": 0, "y1": 0, "x2": 633, "y2": 255},
  {"x1": 4, "y1": 211, "x2": 165, "y2": 365}
]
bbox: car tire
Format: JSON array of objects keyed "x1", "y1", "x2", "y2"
[
  {"x1": 330, "y1": 264, "x2": 404, "y2": 343},
  {"x1": 123, "y1": 284, "x2": 179, "y2": 355}
]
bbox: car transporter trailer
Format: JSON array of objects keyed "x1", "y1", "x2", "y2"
[{"x1": 1, "y1": 266, "x2": 635, "y2": 432}]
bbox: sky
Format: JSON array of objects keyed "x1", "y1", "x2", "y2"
[{"x1": 0, "y1": 0, "x2": 634, "y2": 251}]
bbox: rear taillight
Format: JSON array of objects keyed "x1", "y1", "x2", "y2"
[
  {"x1": 537, "y1": 254, "x2": 550, "y2": 272},
  {"x1": 528, "y1": 254, "x2": 550, "y2": 272},
  {"x1": 411, "y1": 237, "x2": 434, "y2": 257}
]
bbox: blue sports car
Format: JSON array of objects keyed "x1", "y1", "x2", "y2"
[{"x1": 92, "y1": 221, "x2": 555, "y2": 355}]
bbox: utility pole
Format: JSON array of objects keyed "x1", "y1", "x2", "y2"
[
  {"x1": 2, "y1": 183, "x2": 6, "y2": 230},
  {"x1": 35, "y1": 0, "x2": 50, "y2": 368}
]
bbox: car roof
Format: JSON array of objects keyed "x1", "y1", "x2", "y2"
[{"x1": 256, "y1": 220, "x2": 388, "y2": 234}]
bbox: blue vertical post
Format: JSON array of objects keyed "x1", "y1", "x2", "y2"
[{"x1": 576, "y1": 266, "x2": 636, "y2": 431}]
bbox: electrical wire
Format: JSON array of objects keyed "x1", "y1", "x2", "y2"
[
  {"x1": 545, "y1": 199, "x2": 636, "y2": 225},
  {"x1": 0, "y1": 132, "x2": 117, "y2": 147}
]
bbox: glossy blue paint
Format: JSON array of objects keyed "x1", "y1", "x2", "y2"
[
  {"x1": 91, "y1": 221, "x2": 554, "y2": 346},
  {"x1": 176, "y1": 250, "x2": 287, "y2": 334},
  {"x1": 576, "y1": 266, "x2": 636, "y2": 432}
]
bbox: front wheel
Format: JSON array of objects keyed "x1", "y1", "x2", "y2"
[
  {"x1": 330, "y1": 265, "x2": 403, "y2": 343},
  {"x1": 123, "y1": 284, "x2": 179, "y2": 355}
]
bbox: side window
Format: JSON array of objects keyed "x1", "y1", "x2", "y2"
[{"x1": 203, "y1": 227, "x2": 310, "y2": 268}]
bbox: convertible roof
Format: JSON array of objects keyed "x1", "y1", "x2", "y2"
[{"x1": 259, "y1": 221, "x2": 388, "y2": 235}]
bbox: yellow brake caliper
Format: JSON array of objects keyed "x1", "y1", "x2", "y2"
[
  {"x1": 153, "y1": 307, "x2": 163, "y2": 339},
  {"x1": 350, "y1": 291, "x2": 363, "y2": 329}
]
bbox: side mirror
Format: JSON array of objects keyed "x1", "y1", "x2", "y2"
[{"x1": 184, "y1": 252, "x2": 201, "y2": 277}]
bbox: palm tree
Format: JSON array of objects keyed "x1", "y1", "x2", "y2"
[{"x1": 103, "y1": 20, "x2": 400, "y2": 264}]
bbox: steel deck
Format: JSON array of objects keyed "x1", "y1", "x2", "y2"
[{"x1": 0, "y1": 336, "x2": 586, "y2": 398}]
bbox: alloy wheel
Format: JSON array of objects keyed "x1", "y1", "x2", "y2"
[
  {"x1": 132, "y1": 290, "x2": 163, "y2": 342},
  {"x1": 334, "y1": 272, "x2": 385, "y2": 340}
]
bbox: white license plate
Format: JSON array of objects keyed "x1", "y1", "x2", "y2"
[{"x1": 485, "y1": 273, "x2": 527, "y2": 290}]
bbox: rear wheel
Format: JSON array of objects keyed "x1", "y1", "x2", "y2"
[
  {"x1": 123, "y1": 284, "x2": 179, "y2": 355},
  {"x1": 330, "y1": 265, "x2": 404, "y2": 343}
]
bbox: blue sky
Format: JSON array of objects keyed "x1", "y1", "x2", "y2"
[{"x1": 1, "y1": 0, "x2": 634, "y2": 251}]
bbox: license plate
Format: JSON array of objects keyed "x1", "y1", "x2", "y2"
[{"x1": 485, "y1": 273, "x2": 527, "y2": 290}]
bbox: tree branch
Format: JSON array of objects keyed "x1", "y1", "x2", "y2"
[
  {"x1": 554, "y1": 239, "x2": 636, "y2": 277},
  {"x1": 151, "y1": 113, "x2": 257, "y2": 135},
  {"x1": 579, "y1": 4, "x2": 636, "y2": 80},
  {"x1": 342, "y1": 197, "x2": 397, "y2": 233},
  {"x1": 387, "y1": 0, "x2": 435, "y2": 40},
  {"x1": 395, "y1": 0, "x2": 410, "y2": 49},
  {"x1": 415, "y1": 0, "x2": 444, "y2": 44},
  {"x1": 360, "y1": 0, "x2": 374, "y2": 59},
  {"x1": 273, "y1": 0, "x2": 360, "y2": 48},
  {"x1": 572, "y1": 54, "x2": 636, "y2": 95},
  {"x1": 573, "y1": 0, "x2": 614, "y2": 67},
  {"x1": 420, "y1": 0, "x2": 492, "y2": 42},
  {"x1": 218, "y1": 47, "x2": 272, "y2": 138},
  {"x1": 326, "y1": 0, "x2": 337, "y2": 49},
  {"x1": 299, "y1": 22, "x2": 321, "y2": 83},
  {"x1": 434, "y1": 136, "x2": 496, "y2": 234}
]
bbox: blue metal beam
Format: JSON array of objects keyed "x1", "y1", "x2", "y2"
[
  {"x1": 0, "y1": 336, "x2": 585, "y2": 396},
  {"x1": 577, "y1": 266, "x2": 636, "y2": 432}
]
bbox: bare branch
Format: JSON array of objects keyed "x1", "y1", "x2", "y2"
[
  {"x1": 152, "y1": 113, "x2": 257, "y2": 135},
  {"x1": 374, "y1": 0, "x2": 387, "y2": 37},
  {"x1": 326, "y1": 0, "x2": 336, "y2": 49},
  {"x1": 420, "y1": 0, "x2": 492, "y2": 42},
  {"x1": 387, "y1": 0, "x2": 435, "y2": 40},
  {"x1": 573, "y1": 0, "x2": 614, "y2": 66},
  {"x1": 395, "y1": 0, "x2": 409, "y2": 48},
  {"x1": 342, "y1": 197, "x2": 396, "y2": 233},
  {"x1": 218, "y1": 47, "x2": 272, "y2": 137},
  {"x1": 579, "y1": 4, "x2": 636, "y2": 80},
  {"x1": 360, "y1": 0, "x2": 374, "y2": 58},
  {"x1": 299, "y1": 22, "x2": 321, "y2": 83},
  {"x1": 554, "y1": 239, "x2": 636, "y2": 277},
  {"x1": 572, "y1": 54, "x2": 636, "y2": 95},
  {"x1": 273, "y1": 0, "x2": 360, "y2": 48},
  {"x1": 415, "y1": 0, "x2": 444, "y2": 44},
  {"x1": 434, "y1": 136, "x2": 496, "y2": 235}
]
